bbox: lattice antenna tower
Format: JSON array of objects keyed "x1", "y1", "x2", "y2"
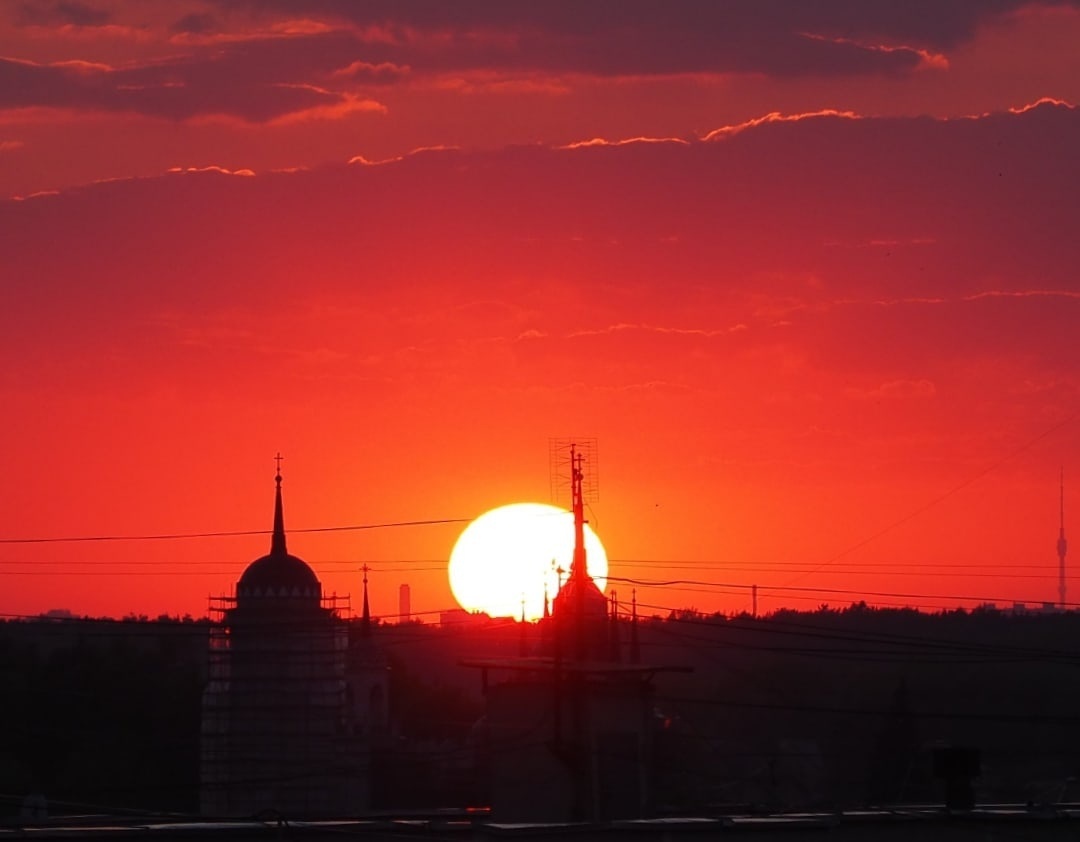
[
  {"x1": 1059, "y1": 466, "x2": 1068, "y2": 608},
  {"x1": 549, "y1": 438, "x2": 599, "y2": 509}
]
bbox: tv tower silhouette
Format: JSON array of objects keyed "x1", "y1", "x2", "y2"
[{"x1": 1058, "y1": 468, "x2": 1068, "y2": 608}]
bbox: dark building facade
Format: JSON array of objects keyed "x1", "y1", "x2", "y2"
[
  {"x1": 200, "y1": 469, "x2": 387, "y2": 817},
  {"x1": 469, "y1": 445, "x2": 671, "y2": 822}
]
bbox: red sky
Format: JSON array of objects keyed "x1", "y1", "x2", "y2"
[{"x1": 2, "y1": 0, "x2": 1079, "y2": 621}]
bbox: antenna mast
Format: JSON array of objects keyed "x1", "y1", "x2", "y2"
[
  {"x1": 549, "y1": 438, "x2": 599, "y2": 510},
  {"x1": 1059, "y1": 468, "x2": 1068, "y2": 609}
]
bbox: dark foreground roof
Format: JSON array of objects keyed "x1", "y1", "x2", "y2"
[{"x1": 6, "y1": 807, "x2": 1080, "y2": 842}]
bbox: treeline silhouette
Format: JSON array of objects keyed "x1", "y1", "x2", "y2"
[{"x1": 3, "y1": 603, "x2": 1080, "y2": 817}]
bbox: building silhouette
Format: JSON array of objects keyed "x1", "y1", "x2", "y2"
[
  {"x1": 200, "y1": 465, "x2": 388, "y2": 817},
  {"x1": 467, "y1": 444, "x2": 680, "y2": 822}
]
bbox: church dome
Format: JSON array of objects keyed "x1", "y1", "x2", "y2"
[
  {"x1": 551, "y1": 576, "x2": 608, "y2": 618},
  {"x1": 239, "y1": 551, "x2": 319, "y2": 592},
  {"x1": 236, "y1": 470, "x2": 321, "y2": 602}
]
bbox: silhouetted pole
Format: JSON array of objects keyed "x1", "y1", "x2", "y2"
[
  {"x1": 630, "y1": 589, "x2": 640, "y2": 665},
  {"x1": 752, "y1": 584, "x2": 758, "y2": 618},
  {"x1": 571, "y1": 445, "x2": 588, "y2": 663},
  {"x1": 519, "y1": 596, "x2": 528, "y2": 656},
  {"x1": 569, "y1": 444, "x2": 590, "y2": 820},
  {"x1": 552, "y1": 589, "x2": 563, "y2": 745},
  {"x1": 1059, "y1": 467, "x2": 1068, "y2": 608},
  {"x1": 609, "y1": 591, "x2": 621, "y2": 663}
]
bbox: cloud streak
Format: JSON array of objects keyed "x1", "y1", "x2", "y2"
[{"x1": 215, "y1": 0, "x2": 1066, "y2": 77}]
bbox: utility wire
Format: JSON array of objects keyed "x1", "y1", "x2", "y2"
[
  {"x1": 781, "y1": 410, "x2": 1078, "y2": 587},
  {"x1": 0, "y1": 517, "x2": 472, "y2": 545},
  {"x1": 608, "y1": 574, "x2": 1080, "y2": 610}
]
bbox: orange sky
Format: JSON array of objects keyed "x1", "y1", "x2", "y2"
[{"x1": 2, "y1": 1, "x2": 1079, "y2": 620}]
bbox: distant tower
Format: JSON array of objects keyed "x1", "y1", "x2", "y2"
[
  {"x1": 550, "y1": 443, "x2": 607, "y2": 661},
  {"x1": 1059, "y1": 468, "x2": 1068, "y2": 608},
  {"x1": 348, "y1": 565, "x2": 390, "y2": 743},
  {"x1": 361, "y1": 563, "x2": 372, "y2": 634},
  {"x1": 399, "y1": 583, "x2": 411, "y2": 622}
]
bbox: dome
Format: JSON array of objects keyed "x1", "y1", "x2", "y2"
[
  {"x1": 239, "y1": 551, "x2": 320, "y2": 592},
  {"x1": 551, "y1": 575, "x2": 608, "y2": 618}
]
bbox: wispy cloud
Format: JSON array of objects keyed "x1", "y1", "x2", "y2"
[
  {"x1": 165, "y1": 165, "x2": 256, "y2": 176},
  {"x1": 702, "y1": 108, "x2": 860, "y2": 141},
  {"x1": 347, "y1": 144, "x2": 457, "y2": 166},
  {"x1": 1009, "y1": 97, "x2": 1075, "y2": 113},
  {"x1": 267, "y1": 91, "x2": 386, "y2": 125},
  {"x1": 559, "y1": 135, "x2": 690, "y2": 150},
  {"x1": 853, "y1": 379, "x2": 938, "y2": 400},
  {"x1": 799, "y1": 32, "x2": 949, "y2": 71},
  {"x1": 568, "y1": 323, "x2": 747, "y2": 339}
]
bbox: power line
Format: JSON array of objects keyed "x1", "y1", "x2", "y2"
[
  {"x1": 782, "y1": 411, "x2": 1078, "y2": 587},
  {"x1": 0, "y1": 517, "x2": 473, "y2": 545},
  {"x1": 632, "y1": 598, "x2": 1080, "y2": 660},
  {"x1": 607, "y1": 574, "x2": 1080, "y2": 609}
]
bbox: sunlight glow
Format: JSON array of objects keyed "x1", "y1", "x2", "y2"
[{"x1": 448, "y1": 503, "x2": 609, "y2": 620}]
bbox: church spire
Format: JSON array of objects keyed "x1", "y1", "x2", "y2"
[
  {"x1": 271, "y1": 453, "x2": 287, "y2": 557},
  {"x1": 548, "y1": 443, "x2": 608, "y2": 662}
]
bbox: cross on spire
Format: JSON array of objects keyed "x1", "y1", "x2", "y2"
[{"x1": 270, "y1": 453, "x2": 287, "y2": 556}]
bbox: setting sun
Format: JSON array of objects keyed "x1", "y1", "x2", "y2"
[{"x1": 447, "y1": 503, "x2": 609, "y2": 620}]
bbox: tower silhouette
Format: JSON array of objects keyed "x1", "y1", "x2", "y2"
[
  {"x1": 1059, "y1": 468, "x2": 1068, "y2": 608},
  {"x1": 462, "y1": 441, "x2": 686, "y2": 823},
  {"x1": 550, "y1": 443, "x2": 608, "y2": 661},
  {"x1": 201, "y1": 459, "x2": 385, "y2": 817}
]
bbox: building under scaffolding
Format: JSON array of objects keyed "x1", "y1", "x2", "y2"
[{"x1": 200, "y1": 467, "x2": 387, "y2": 818}]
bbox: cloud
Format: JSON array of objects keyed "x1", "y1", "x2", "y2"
[
  {"x1": 702, "y1": 109, "x2": 860, "y2": 141},
  {"x1": 347, "y1": 144, "x2": 455, "y2": 165},
  {"x1": 1009, "y1": 96, "x2": 1075, "y2": 113},
  {"x1": 6, "y1": 3, "x2": 1077, "y2": 127},
  {"x1": 0, "y1": 30, "x2": 393, "y2": 122},
  {"x1": 964, "y1": 289, "x2": 1080, "y2": 302},
  {"x1": 567, "y1": 323, "x2": 744, "y2": 339},
  {"x1": 559, "y1": 136, "x2": 690, "y2": 150},
  {"x1": 2, "y1": 102, "x2": 1077, "y2": 403},
  {"x1": 165, "y1": 165, "x2": 256, "y2": 176},
  {"x1": 330, "y1": 59, "x2": 408, "y2": 82},
  {"x1": 799, "y1": 32, "x2": 950, "y2": 71},
  {"x1": 860, "y1": 379, "x2": 938, "y2": 400},
  {"x1": 9, "y1": 188, "x2": 59, "y2": 201},
  {"x1": 266, "y1": 91, "x2": 386, "y2": 124},
  {"x1": 169, "y1": 12, "x2": 218, "y2": 35},
  {"x1": 16, "y1": 1, "x2": 111, "y2": 28},
  {"x1": 210, "y1": 0, "x2": 1069, "y2": 78}
]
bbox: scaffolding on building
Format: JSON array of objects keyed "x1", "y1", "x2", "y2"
[{"x1": 200, "y1": 593, "x2": 364, "y2": 817}]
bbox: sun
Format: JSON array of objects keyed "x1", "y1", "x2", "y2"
[{"x1": 448, "y1": 502, "x2": 609, "y2": 620}]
